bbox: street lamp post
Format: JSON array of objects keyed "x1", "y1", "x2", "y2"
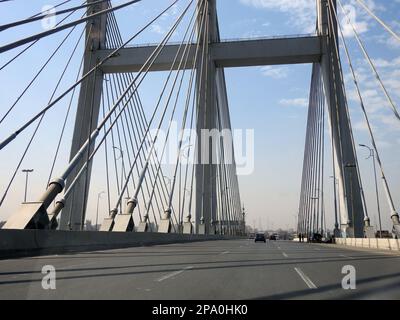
[
  {"x1": 22, "y1": 169, "x2": 34, "y2": 202},
  {"x1": 360, "y1": 144, "x2": 383, "y2": 238},
  {"x1": 95, "y1": 191, "x2": 105, "y2": 231},
  {"x1": 344, "y1": 163, "x2": 357, "y2": 238},
  {"x1": 310, "y1": 196, "x2": 319, "y2": 237},
  {"x1": 163, "y1": 175, "x2": 171, "y2": 193},
  {"x1": 330, "y1": 175, "x2": 341, "y2": 236},
  {"x1": 113, "y1": 146, "x2": 124, "y2": 184}
]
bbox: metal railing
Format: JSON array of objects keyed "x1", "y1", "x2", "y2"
[{"x1": 123, "y1": 33, "x2": 318, "y2": 48}]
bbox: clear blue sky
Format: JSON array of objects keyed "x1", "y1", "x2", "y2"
[{"x1": 0, "y1": 0, "x2": 399, "y2": 231}]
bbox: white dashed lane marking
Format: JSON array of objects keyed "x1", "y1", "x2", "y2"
[{"x1": 294, "y1": 267, "x2": 317, "y2": 289}]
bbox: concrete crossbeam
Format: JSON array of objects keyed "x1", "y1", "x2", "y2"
[{"x1": 98, "y1": 36, "x2": 322, "y2": 73}]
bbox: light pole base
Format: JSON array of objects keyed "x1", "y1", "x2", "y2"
[
  {"x1": 333, "y1": 228, "x2": 341, "y2": 238},
  {"x1": 198, "y1": 223, "x2": 206, "y2": 235},
  {"x1": 2, "y1": 202, "x2": 50, "y2": 230},
  {"x1": 137, "y1": 221, "x2": 149, "y2": 232},
  {"x1": 158, "y1": 218, "x2": 172, "y2": 233},
  {"x1": 112, "y1": 214, "x2": 134, "y2": 232},
  {"x1": 209, "y1": 223, "x2": 216, "y2": 235},
  {"x1": 364, "y1": 226, "x2": 376, "y2": 238},
  {"x1": 393, "y1": 225, "x2": 400, "y2": 238},
  {"x1": 99, "y1": 217, "x2": 114, "y2": 232},
  {"x1": 183, "y1": 222, "x2": 193, "y2": 234},
  {"x1": 47, "y1": 213, "x2": 58, "y2": 230},
  {"x1": 344, "y1": 227, "x2": 355, "y2": 238}
]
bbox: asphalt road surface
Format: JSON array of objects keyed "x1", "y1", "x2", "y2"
[{"x1": 0, "y1": 240, "x2": 399, "y2": 299}]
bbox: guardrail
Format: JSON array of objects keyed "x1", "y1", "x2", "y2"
[
  {"x1": 335, "y1": 238, "x2": 400, "y2": 251},
  {"x1": 122, "y1": 33, "x2": 318, "y2": 48},
  {"x1": 0, "y1": 229, "x2": 234, "y2": 259}
]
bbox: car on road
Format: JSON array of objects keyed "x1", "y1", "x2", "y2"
[
  {"x1": 310, "y1": 233, "x2": 323, "y2": 243},
  {"x1": 269, "y1": 234, "x2": 278, "y2": 241},
  {"x1": 255, "y1": 233, "x2": 266, "y2": 243}
]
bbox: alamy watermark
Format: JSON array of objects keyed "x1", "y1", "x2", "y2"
[
  {"x1": 41, "y1": 5, "x2": 57, "y2": 30},
  {"x1": 147, "y1": 122, "x2": 255, "y2": 176},
  {"x1": 41, "y1": 265, "x2": 56, "y2": 290},
  {"x1": 341, "y1": 265, "x2": 356, "y2": 290}
]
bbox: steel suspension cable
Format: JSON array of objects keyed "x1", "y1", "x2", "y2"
[
  {"x1": 317, "y1": 66, "x2": 326, "y2": 234},
  {"x1": 198, "y1": 0, "x2": 210, "y2": 226},
  {"x1": 307, "y1": 71, "x2": 318, "y2": 236},
  {"x1": 3, "y1": 0, "x2": 74, "y2": 20},
  {"x1": 10, "y1": 3, "x2": 188, "y2": 200},
  {"x1": 0, "y1": 0, "x2": 142, "y2": 54},
  {"x1": 0, "y1": 4, "x2": 79, "y2": 71},
  {"x1": 101, "y1": 92, "x2": 112, "y2": 214},
  {"x1": 165, "y1": 2, "x2": 204, "y2": 213},
  {"x1": 354, "y1": 0, "x2": 400, "y2": 43},
  {"x1": 298, "y1": 70, "x2": 315, "y2": 234},
  {"x1": 309, "y1": 66, "x2": 320, "y2": 236},
  {"x1": 0, "y1": 7, "x2": 87, "y2": 124},
  {"x1": 324, "y1": 5, "x2": 350, "y2": 230},
  {"x1": 105, "y1": 13, "x2": 167, "y2": 225},
  {"x1": 329, "y1": 0, "x2": 399, "y2": 222},
  {"x1": 112, "y1": 0, "x2": 199, "y2": 227},
  {"x1": 337, "y1": 0, "x2": 400, "y2": 122},
  {"x1": 298, "y1": 71, "x2": 312, "y2": 233},
  {"x1": 80, "y1": 49, "x2": 100, "y2": 229},
  {"x1": 0, "y1": 23, "x2": 87, "y2": 208},
  {"x1": 62, "y1": 0, "x2": 195, "y2": 226},
  {"x1": 47, "y1": 24, "x2": 92, "y2": 185},
  {"x1": 0, "y1": 0, "x2": 180, "y2": 151},
  {"x1": 327, "y1": 0, "x2": 370, "y2": 224},
  {"x1": 0, "y1": 0, "x2": 110, "y2": 32}
]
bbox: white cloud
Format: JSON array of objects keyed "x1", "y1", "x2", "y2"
[
  {"x1": 344, "y1": 52, "x2": 400, "y2": 140},
  {"x1": 375, "y1": 114, "x2": 400, "y2": 132},
  {"x1": 279, "y1": 98, "x2": 308, "y2": 108},
  {"x1": 376, "y1": 140, "x2": 392, "y2": 149},
  {"x1": 161, "y1": 4, "x2": 179, "y2": 20},
  {"x1": 150, "y1": 24, "x2": 165, "y2": 35},
  {"x1": 353, "y1": 121, "x2": 368, "y2": 132},
  {"x1": 336, "y1": 0, "x2": 377, "y2": 38},
  {"x1": 260, "y1": 66, "x2": 288, "y2": 79},
  {"x1": 239, "y1": 0, "x2": 316, "y2": 33}
]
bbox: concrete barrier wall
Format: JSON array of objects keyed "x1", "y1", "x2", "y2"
[
  {"x1": 0, "y1": 229, "x2": 234, "y2": 259},
  {"x1": 335, "y1": 238, "x2": 400, "y2": 251}
]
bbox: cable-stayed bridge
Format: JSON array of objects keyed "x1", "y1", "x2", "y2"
[{"x1": 0, "y1": 0, "x2": 400, "y2": 300}]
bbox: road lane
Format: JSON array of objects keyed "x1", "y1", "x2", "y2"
[{"x1": 0, "y1": 240, "x2": 399, "y2": 299}]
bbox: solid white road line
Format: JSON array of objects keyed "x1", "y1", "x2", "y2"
[
  {"x1": 59, "y1": 261, "x2": 94, "y2": 271},
  {"x1": 294, "y1": 267, "x2": 317, "y2": 289},
  {"x1": 156, "y1": 266, "x2": 193, "y2": 282}
]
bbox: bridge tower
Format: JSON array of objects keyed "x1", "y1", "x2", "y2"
[
  {"x1": 195, "y1": 0, "x2": 240, "y2": 235},
  {"x1": 55, "y1": 0, "x2": 369, "y2": 236},
  {"x1": 317, "y1": 0, "x2": 365, "y2": 237},
  {"x1": 59, "y1": 0, "x2": 107, "y2": 230},
  {"x1": 4, "y1": 0, "x2": 393, "y2": 238}
]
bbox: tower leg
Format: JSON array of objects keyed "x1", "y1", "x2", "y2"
[
  {"x1": 318, "y1": 0, "x2": 365, "y2": 237},
  {"x1": 59, "y1": 0, "x2": 107, "y2": 230},
  {"x1": 195, "y1": 0, "x2": 218, "y2": 234}
]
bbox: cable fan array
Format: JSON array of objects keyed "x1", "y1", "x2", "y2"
[{"x1": 0, "y1": 0, "x2": 244, "y2": 235}]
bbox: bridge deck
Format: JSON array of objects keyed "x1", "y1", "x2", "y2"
[{"x1": 0, "y1": 240, "x2": 399, "y2": 299}]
